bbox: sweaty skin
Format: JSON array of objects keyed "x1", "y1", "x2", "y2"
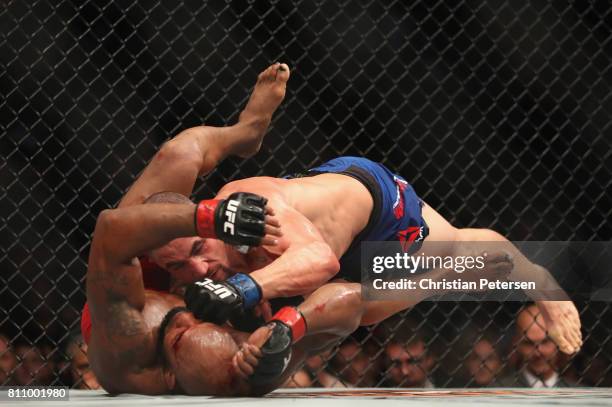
[
  {"x1": 92, "y1": 63, "x2": 579, "y2": 403},
  {"x1": 212, "y1": 166, "x2": 582, "y2": 355},
  {"x1": 86, "y1": 63, "x2": 289, "y2": 395},
  {"x1": 87, "y1": 62, "x2": 377, "y2": 395}
]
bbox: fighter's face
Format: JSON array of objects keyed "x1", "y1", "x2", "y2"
[
  {"x1": 162, "y1": 310, "x2": 238, "y2": 395},
  {"x1": 162, "y1": 310, "x2": 200, "y2": 371},
  {"x1": 150, "y1": 237, "x2": 235, "y2": 283}
]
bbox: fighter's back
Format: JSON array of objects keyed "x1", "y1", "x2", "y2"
[{"x1": 216, "y1": 173, "x2": 373, "y2": 257}]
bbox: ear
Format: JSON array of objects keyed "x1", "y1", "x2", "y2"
[{"x1": 163, "y1": 367, "x2": 176, "y2": 393}]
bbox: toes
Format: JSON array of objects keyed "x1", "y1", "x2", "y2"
[
  {"x1": 569, "y1": 327, "x2": 582, "y2": 352},
  {"x1": 260, "y1": 63, "x2": 280, "y2": 82},
  {"x1": 258, "y1": 65, "x2": 274, "y2": 82},
  {"x1": 276, "y1": 63, "x2": 290, "y2": 82}
]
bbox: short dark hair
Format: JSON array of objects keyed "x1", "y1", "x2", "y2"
[
  {"x1": 156, "y1": 306, "x2": 189, "y2": 366},
  {"x1": 144, "y1": 191, "x2": 192, "y2": 205}
]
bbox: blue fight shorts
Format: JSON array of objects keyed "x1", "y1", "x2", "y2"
[{"x1": 286, "y1": 156, "x2": 429, "y2": 282}]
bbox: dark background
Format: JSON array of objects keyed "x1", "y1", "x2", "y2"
[{"x1": 1, "y1": 0, "x2": 611, "y2": 386}]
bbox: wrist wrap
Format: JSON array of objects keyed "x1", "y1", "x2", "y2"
[
  {"x1": 227, "y1": 273, "x2": 262, "y2": 309},
  {"x1": 271, "y1": 306, "x2": 307, "y2": 343},
  {"x1": 194, "y1": 199, "x2": 221, "y2": 237}
]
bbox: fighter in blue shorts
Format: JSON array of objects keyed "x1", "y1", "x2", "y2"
[
  {"x1": 128, "y1": 64, "x2": 580, "y2": 360},
  {"x1": 180, "y1": 149, "x2": 581, "y2": 357},
  {"x1": 284, "y1": 156, "x2": 429, "y2": 282}
]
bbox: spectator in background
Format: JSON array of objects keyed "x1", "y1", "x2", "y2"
[
  {"x1": 447, "y1": 326, "x2": 513, "y2": 387},
  {"x1": 375, "y1": 316, "x2": 437, "y2": 388},
  {"x1": 0, "y1": 334, "x2": 16, "y2": 385},
  {"x1": 464, "y1": 336, "x2": 514, "y2": 387},
  {"x1": 13, "y1": 342, "x2": 55, "y2": 386},
  {"x1": 382, "y1": 332, "x2": 435, "y2": 388},
  {"x1": 304, "y1": 351, "x2": 345, "y2": 388},
  {"x1": 329, "y1": 338, "x2": 382, "y2": 387},
  {"x1": 514, "y1": 304, "x2": 572, "y2": 387},
  {"x1": 282, "y1": 369, "x2": 312, "y2": 388},
  {"x1": 64, "y1": 334, "x2": 100, "y2": 390}
]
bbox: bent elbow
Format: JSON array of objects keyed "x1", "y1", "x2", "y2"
[
  {"x1": 94, "y1": 209, "x2": 116, "y2": 234},
  {"x1": 312, "y1": 242, "x2": 340, "y2": 278},
  {"x1": 325, "y1": 253, "x2": 340, "y2": 278}
]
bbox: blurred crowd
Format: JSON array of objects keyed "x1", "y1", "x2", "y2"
[
  {"x1": 0, "y1": 332, "x2": 99, "y2": 389},
  {"x1": 1, "y1": 303, "x2": 610, "y2": 389},
  {"x1": 283, "y1": 304, "x2": 612, "y2": 389}
]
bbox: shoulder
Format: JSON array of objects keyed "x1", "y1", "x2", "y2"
[{"x1": 216, "y1": 177, "x2": 288, "y2": 200}]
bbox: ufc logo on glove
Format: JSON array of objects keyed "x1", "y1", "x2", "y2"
[
  {"x1": 195, "y1": 279, "x2": 237, "y2": 299},
  {"x1": 223, "y1": 199, "x2": 239, "y2": 235}
]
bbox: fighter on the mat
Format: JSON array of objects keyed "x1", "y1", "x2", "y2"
[
  {"x1": 87, "y1": 61, "x2": 580, "y2": 394},
  {"x1": 82, "y1": 62, "x2": 479, "y2": 395},
  {"x1": 85, "y1": 63, "x2": 381, "y2": 395},
  {"x1": 153, "y1": 65, "x2": 581, "y2": 356},
  {"x1": 105, "y1": 61, "x2": 579, "y2": 354}
]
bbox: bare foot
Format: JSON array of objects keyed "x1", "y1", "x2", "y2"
[
  {"x1": 234, "y1": 63, "x2": 290, "y2": 158},
  {"x1": 536, "y1": 300, "x2": 582, "y2": 354}
]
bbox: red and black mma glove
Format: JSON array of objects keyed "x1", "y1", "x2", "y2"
[
  {"x1": 249, "y1": 307, "x2": 307, "y2": 386},
  {"x1": 185, "y1": 273, "x2": 263, "y2": 324},
  {"x1": 195, "y1": 192, "x2": 268, "y2": 246}
]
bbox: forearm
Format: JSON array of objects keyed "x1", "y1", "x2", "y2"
[
  {"x1": 249, "y1": 242, "x2": 340, "y2": 299},
  {"x1": 96, "y1": 203, "x2": 196, "y2": 264}
]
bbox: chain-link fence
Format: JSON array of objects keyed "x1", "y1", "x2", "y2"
[{"x1": 1, "y1": 0, "x2": 611, "y2": 389}]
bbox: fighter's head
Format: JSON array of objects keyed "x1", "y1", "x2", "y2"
[
  {"x1": 144, "y1": 192, "x2": 246, "y2": 283},
  {"x1": 157, "y1": 306, "x2": 240, "y2": 395}
]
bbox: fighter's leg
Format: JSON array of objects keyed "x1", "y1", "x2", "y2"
[
  {"x1": 421, "y1": 202, "x2": 581, "y2": 354},
  {"x1": 453, "y1": 227, "x2": 582, "y2": 354},
  {"x1": 118, "y1": 63, "x2": 290, "y2": 208},
  {"x1": 357, "y1": 253, "x2": 513, "y2": 326}
]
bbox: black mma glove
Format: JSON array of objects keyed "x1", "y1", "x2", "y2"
[
  {"x1": 184, "y1": 273, "x2": 262, "y2": 324},
  {"x1": 195, "y1": 192, "x2": 268, "y2": 246},
  {"x1": 229, "y1": 308, "x2": 266, "y2": 332},
  {"x1": 250, "y1": 307, "x2": 306, "y2": 386}
]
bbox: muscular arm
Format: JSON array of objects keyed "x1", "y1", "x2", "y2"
[
  {"x1": 248, "y1": 204, "x2": 340, "y2": 299},
  {"x1": 86, "y1": 203, "x2": 197, "y2": 373}
]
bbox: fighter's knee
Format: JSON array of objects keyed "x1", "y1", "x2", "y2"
[
  {"x1": 334, "y1": 284, "x2": 362, "y2": 308},
  {"x1": 331, "y1": 284, "x2": 363, "y2": 333},
  {"x1": 155, "y1": 133, "x2": 202, "y2": 167}
]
